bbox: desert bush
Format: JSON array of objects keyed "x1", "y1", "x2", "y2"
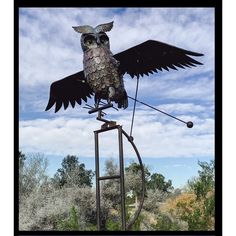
[
  {"x1": 151, "y1": 212, "x2": 188, "y2": 231},
  {"x1": 143, "y1": 189, "x2": 169, "y2": 213},
  {"x1": 160, "y1": 160, "x2": 215, "y2": 231},
  {"x1": 19, "y1": 186, "x2": 97, "y2": 230}
]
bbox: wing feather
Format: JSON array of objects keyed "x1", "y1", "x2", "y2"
[
  {"x1": 114, "y1": 40, "x2": 203, "y2": 78},
  {"x1": 45, "y1": 71, "x2": 94, "y2": 113}
]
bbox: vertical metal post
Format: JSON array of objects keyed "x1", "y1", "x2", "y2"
[
  {"x1": 118, "y1": 126, "x2": 126, "y2": 230},
  {"x1": 94, "y1": 131, "x2": 101, "y2": 230}
]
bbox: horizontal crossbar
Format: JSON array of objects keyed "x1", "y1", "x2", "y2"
[
  {"x1": 88, "y1": 104, "x2": 113, "y2": 114},
  {"x1": 94, "y1": 124, "x2": 120, "y2": 133},
  {"x1": 98, "y1": 175, "x2": 120, "y2": 181}
]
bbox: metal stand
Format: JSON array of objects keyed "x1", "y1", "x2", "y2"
[
  {"x1": 94, "y1": 124, "x2": 126, "y2": 230},
  {"x1": 92, "y1": 107, "x2": 146, "y2": 231}
]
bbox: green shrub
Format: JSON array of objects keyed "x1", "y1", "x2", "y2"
[{"x1": 57, "y1": 206, "x2": 80, "y2": 230}]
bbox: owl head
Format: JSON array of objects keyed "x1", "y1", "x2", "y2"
[{"x1": 72, "y1": 21, "x2": 113, "y2": 52}]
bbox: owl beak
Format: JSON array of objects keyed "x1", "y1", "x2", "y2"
[{"x1": 96, "y1": 36, "x2": 101, "y2": 45}]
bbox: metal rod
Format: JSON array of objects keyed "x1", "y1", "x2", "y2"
[
  {"x1": 128, "y1": 96, "x2": 188, "y2": 125},
  {"x1": 94, "y1": 131, "x2": 101, "y2": 230},
  {"x1": 98, "y1": 175, "x2": 120, "y2": 181},
  {"x1": 130, "y1": 77, "x2": 140, "y2": 137},
  {"x1": 118, "y1": 126, "x2": 126, "y2": 230}
]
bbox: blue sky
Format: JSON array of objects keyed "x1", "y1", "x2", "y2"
[{"x1": 19, "y1": 8, "x2": 215, "y2": 188}]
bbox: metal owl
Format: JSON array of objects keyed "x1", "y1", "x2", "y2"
[{"x1": 45, "y1": 21, "x2": 203, "y2": 113}]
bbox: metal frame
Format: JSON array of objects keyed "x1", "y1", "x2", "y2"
[
  {"x1": 94, "y1": 122, "x2": 145, "y2": 231},
  {"x1": 94, "y1": 125, "x2": 126, "y2": 230}
]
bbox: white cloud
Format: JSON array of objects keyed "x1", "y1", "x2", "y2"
[
  {"x1": 19, "y1": 8, "x2": 215, "y2": 161},
  {"x1": 19, "y1": 109, "x2": 214, "y2": 159},
  {"x1": 19, "y1": 8, "x2": 214, "y2": 87},
  {"x1": 125, "y1": 73, "x2": 214, "y2": 102}
]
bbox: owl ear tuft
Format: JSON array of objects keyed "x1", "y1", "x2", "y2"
[
  {"x1": 72, "y1": 25, "x2": 95, "y2": 34},
  {"x1": 95, "y1": 21, "x2": 114, "y2": 33}
]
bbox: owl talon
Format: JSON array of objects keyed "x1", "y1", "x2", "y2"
[{"x1": 108, "y1": 87, "x2": 115, "y2": 99}]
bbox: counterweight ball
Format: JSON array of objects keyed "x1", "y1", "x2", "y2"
[{"x1": 187, "y1": 121, "x2": 193, "y2": 128}]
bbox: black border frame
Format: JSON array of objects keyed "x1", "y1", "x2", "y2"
[{"x1": 14, "y1": 1, "x2": 222, "y2": 236}]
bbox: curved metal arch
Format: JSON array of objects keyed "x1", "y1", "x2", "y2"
[{"x1": 121, "y1": 128, "x2": 145, "y2": 230}]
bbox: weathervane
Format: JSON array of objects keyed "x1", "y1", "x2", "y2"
[{"x1": 45, "y1": 21, "x2": 203, "y2": 230}]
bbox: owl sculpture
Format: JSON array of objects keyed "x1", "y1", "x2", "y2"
[{"x1": 45, "y1": 21, "x2": 203, "y2": 113}]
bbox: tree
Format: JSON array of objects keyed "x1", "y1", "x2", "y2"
[
  {"x1": 185, "y1": 160, "x2": 215, "y2": 230},
  {"x1": 148, "y1": 173, "x2": 173, "y2": 193},
  {"x1": 19, "y1": 152, "x2": 49, "y2": 200},
  {"x1": 53, "y1": 155, "x2": 94, "y2": 188},
  {"x1": 188, "y1": 160, "x2": 215, "y2": 200}
]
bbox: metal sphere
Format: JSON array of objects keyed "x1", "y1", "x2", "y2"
[{"x1": 187, "y1": 121, "x2": 194, "y2": 128}]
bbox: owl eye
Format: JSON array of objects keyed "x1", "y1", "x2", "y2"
[
  {"x1": 84, "y1": 35, "x2": 96, "y2": 45},
  {"x1": 99, "y1": 34, "x2": 109, "y2": 44}
]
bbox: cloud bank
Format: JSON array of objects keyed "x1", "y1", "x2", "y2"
[{"x1": 19, "y1": 8, "x2": 215, "y2": 159}]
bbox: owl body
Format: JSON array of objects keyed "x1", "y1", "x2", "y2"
[
  {"x1": 71, "y1": 22, "x2": 128, "y2": 109},
  {"x1": 83, "y1": 44, "x2": 128, "y2": 108}
]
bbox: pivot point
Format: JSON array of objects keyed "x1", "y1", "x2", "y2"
[
  {"x1": 187, "y1": 121, "x2": 193, "y2": 128},
  {"x1": 129, "y1": 136, "x2": 134, "y2": 142}
]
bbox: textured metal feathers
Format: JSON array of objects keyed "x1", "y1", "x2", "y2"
[
  {"x1": 83, "y1": 46, "x2": 127, "y2": 108},
  {"x1": 114, "y1": 40, "x2": 204, "y2": 78}
]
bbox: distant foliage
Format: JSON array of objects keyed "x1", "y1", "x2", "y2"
[
  {"x1": 159, "y1": 160, "x2": 215, "y2": 231},
  {"x1": 148, "y1": 173, "x2": 173, "y2": 193},
  {"x1": 125, "y1": 162, "x2": 150, "y2": 199},
  {"x1": 52, "y1": 155, "x2": 94, "y2": 188},
  {"x1": 105, "y1": 204, "x2": 144, "y2": 231},
  {"x1": 184, "y1": 160, "x2": 215, "y2": 230},
  {"x1": 18, "y1": 151, "x2": 215, "y2": 231},
  {"x1": 188, "y1": 160, "x2": 215, "y2": 200},
  {"x1": 19, "y1": 186, "x2": 97, "y2": 230},
  {"x1": 19, "y1": 152, "x2": 49, "y2": 202},
  {"x1": 101, "y1": 159, "x2": 121, "y2": 210},
  {"x1": 152, "y1": 213, "x2": 187, "y2": 231},
  {"x1": 143, "y1": 189, "x2": 169, "y2": 213}
]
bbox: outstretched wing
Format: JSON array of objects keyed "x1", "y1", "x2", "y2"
[
  {"x1": 45, "y1": 71, "x2": 94, "y2": 113},
  {"x1": 114, "y1": 40, "x2": 204, "y2": 78}
]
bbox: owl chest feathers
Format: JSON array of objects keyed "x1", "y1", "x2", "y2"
[{"x1": 83, "y1": 47, "x2": 123, "y2": 98}]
